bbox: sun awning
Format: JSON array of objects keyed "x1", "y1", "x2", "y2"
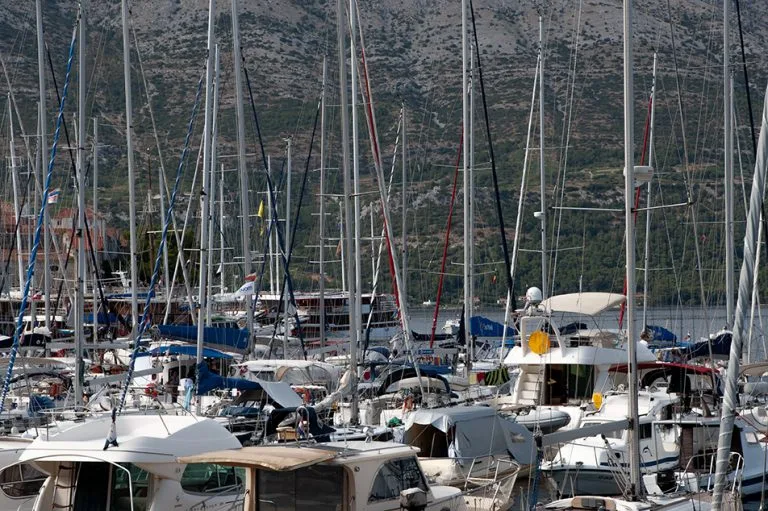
[
  {"x1": 741, "y1": 362, "x2": 768, "y2": 378},
  {"x1": 179, "y1": 446, "x2": 335, "y2": 471},
  {"x1": 541, "y1": 292, "x2": 625, "y2": 316}
]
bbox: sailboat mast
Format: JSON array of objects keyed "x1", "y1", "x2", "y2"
[
  {"x1": 219, "y1": 164, "x2": 225, "y2": 294},
  {"x1": 350, "y1": 0, "x2": 363, "y2": 381},
  {"x1": 642, "y1": 54, "x2": 656, "y2": 329},
  {"x1": 622, "y1": 0, "x2": 642, "y2": 499},
  {"x1": 461, "y1": 0, "x2": 471, "y2": 369},
  {"x1": 206, "y1": 45, "x2": 221, "y2": 327},
  {"x1": 121, "y1": 0, "x2": 139, "y2": 335},
  {"x1": 283, "y1": 138, "x2": 291, "y2": 358},
  {"x1": 36, "y1": 0, "x2": 52, "y2": 330},
  {"x1": 319, "y1": 57, "x2": 327, "y2": 356},
  {"x1": 538, "y1": 16, "x2": 548, "y2": 300},
  {"x1": 196, "y1": 0, "x2": 217, "y2": 412},
  {"x1": 712, "y1": 79, "x2": 768, "y2": 511},
  {"x1": 75, "y1": 1, "x2": 87, "y2": 404},
  {"x1": 337, "y1": 0, "x2": 357, "y2": 421},
  {"x1": 8, "y1": 96, "x2": 24, "y2": 293},
  {"x1": 268, "y1": 156, "x2": 275, "y2": 295},
  {"x1": 93, "y1": 117, "x2": 100, "y2": 338},
  {"x1": 469, "y1": 42, "x2": 475, "y2": 344},
  {"x1": 724, "y1": 0, "x2": 734, "y2": 328},
  {"x1": 401, "y1": 103, "x2": 407, "y2": 309},
  {"x1": 232, "y1": 0, "x2": 254, "y2": 341}
]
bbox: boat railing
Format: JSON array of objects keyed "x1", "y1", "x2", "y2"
[
  {"x1": 677, "y1": 451, "x2": 743, "y2": 494},
  {"x1": 463, "y1": 456, "x2": 520, "y2": 508}
]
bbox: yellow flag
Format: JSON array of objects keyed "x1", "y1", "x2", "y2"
[{"x1": 257, "y1": 200, "x2": 265, "y2": 219}]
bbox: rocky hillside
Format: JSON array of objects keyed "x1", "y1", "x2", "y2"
[{"x1": 1, "y1": 0, "x2": 766, "y2": 306}]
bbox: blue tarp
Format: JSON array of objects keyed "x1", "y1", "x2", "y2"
[
  {"x1": 470, "y1": 316, "x2": 512, "y2": 337},
  {"x1": 196, "y1": 362, "x2": 263, "y2": 394},
  {"x1": 84, "y1": 312, "x2": 120, "y2": 325},
  {"x1": 646, "y1": 324, "x2": 677, "y2": 342},
  {"x1": 676, "y1": 331, "x2": 731, "y2": 360},
  {"x1": 138, "y1": 345, "x2": 232, "y2": 359},
  {"x1": 157, "y1": 325, "x2": 249, "y2": 351}
]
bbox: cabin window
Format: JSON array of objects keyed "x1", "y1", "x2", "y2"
[
  {"x1": 639, "y1": 423, "x2": 654, "y2": 440},
  {"x1": 0, "y1": 463, "x2": 46, "y2": 499},
  {"x1": 544, "y1": 365, "x2": 595, "y2": 404},
  {"x1": 257, "y1": 464, "x2": 343, "y2": 510},
  {"x1": 368, "y1": 457, "x2": 428, "y2": 503},
  {"x1": 181, "y1": 463, "x2": 244, "y2": 495}
]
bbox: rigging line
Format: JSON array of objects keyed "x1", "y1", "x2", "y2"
[
  {"x1": 551, "y1": 0, "x2": 583, "y2": 294},
  {"x1": 468, "y1": 0, "x2": 516, "y2": 311},
  {"x1": 129, "y1": 3, "x2": 197, "y2": 321},
  {"x1": 241, "y1": 60, "x2": 308, "y2": 359},
  {"x1": 0, "y1": 17, "x2": 79, "y2": 414},
  {"x1": 429, "y1": 131, "x2": 463, "y2": 348},
  {"x1": 117, "y1": 72, "x2": 205, "y2": 414},
  {"x1": 265, "y1": 100, "x2": 322, "y2": 361},
  {"x1": 0, "y1": 171, "x2": 35, "y2": 298},
  {"x1": 734, "y1": 0, "x2": 757, "y2": 157},
  {"x1": 45, "y1": 40, "x2": 120, "y2": 332},
  {"x1": 666, "y1": 0, "x2": 708, "y2": 311}
]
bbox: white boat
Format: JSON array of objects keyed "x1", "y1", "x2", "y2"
[
  {"x1": 402, "y1": 406, "x2": 532, "y2": 500},
  {"x1": 492, "y1": 291, "x2": 657, "y2": 432},
  {"x1": 179, "y1": 441, "x2": 470, "y2": 510},
  {"x1": 16, "y1": 414, "x2": 242, "y2": 510},
  {"x1": 542, "y1": 391, "x2": 681, "y2": 496}
]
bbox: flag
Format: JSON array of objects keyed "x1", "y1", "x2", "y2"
[
  {"x1": 257, "y1": 200, "x2": 265, "y2": 235},
  {"x1": 47, "y1": 188, "x2": 60, "y2": 204}
]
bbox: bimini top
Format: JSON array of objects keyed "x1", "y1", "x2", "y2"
[
  {"x1": 179, "y1": 446, "x2": 335, "y2": 471},
  {"x1": 541, "y1": 292, "x2": 625, "y2": 316},
  {"x1": 20, "y1": 415, "x2": 241, "y2": 465}
]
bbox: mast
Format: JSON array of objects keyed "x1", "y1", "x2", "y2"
[
  {"x1": 122, "y1": 0, "x2": 139, "y2": 335},
  {"x1": 502, "y1": 56, "x2": 540, "y2": 363},
  {"x1": 461, "y1": 0, "x2": 471, "y2": 370},
  {"x1": 337, "y1": 0, "x2": 357, "y2": 421},
  {"x1": 622, "y1": 0, "x2": 642, "y2": 499},
  {"x1": 538, "y1": 16, "x2": 548, "y2": 299},
  {"x1": 401, "y1": 103, "x2": 407, "y2": 310},
  {"x1": 268, "y1": 156, "x2": 275, "y2": 295},
  {"x1": 469, "y1": 39, "x2": 475, "y2": 359},
  {"x1": 205, "y1": 44, "x2": 220, "y2": 327},
  {"x1": 712, "y1": 81, "x2": 768, "y2": 511},
  {"x1": 724, "y1": 0, "x2": 734, "y2": 328},
  {"x1": 642, "y1": 54, "x2": 657, "y2": 328},
  {"x1": 36, "y1": 0, "x2": 52, "y2": 330},
  {"x1": 75, "y1": 1, "x2": 87, "y2": 405},
  {"x1": 283, "y1": 138, "x2": 292, "y2": 359},
  {"x1": 232, "y1": 0, "x2": 254, "y2": 341},
  {"x1": 319, "y1": 57, "x2": 327, "y2": 356},
  {"x1": 196, "y1": 0, "x2": 217, "y2": 413},
  {"x1": 93, "y1": 117, "x2": 100, "y2": 338},
  {"x1": 350, "y1": 0, "x2": 362, "y2": 381},
  {"x1": 219, "y1": 164, "x2": 225, "y2": 294},
  {"x1": 8, "y1": 96, "x2": 24, "y2": 292}
]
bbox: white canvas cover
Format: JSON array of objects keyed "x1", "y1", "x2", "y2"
[
  {"x1": 541, "y1": 292, "x2": 626, "y2": 316},
  {"x1": 404, "y1": 406, "x2": 534, "y2": 465}
]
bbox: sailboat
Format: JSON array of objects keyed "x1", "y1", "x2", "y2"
[{"x1": 543, "y1": 0, "x2": 742, "y2": 509}]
